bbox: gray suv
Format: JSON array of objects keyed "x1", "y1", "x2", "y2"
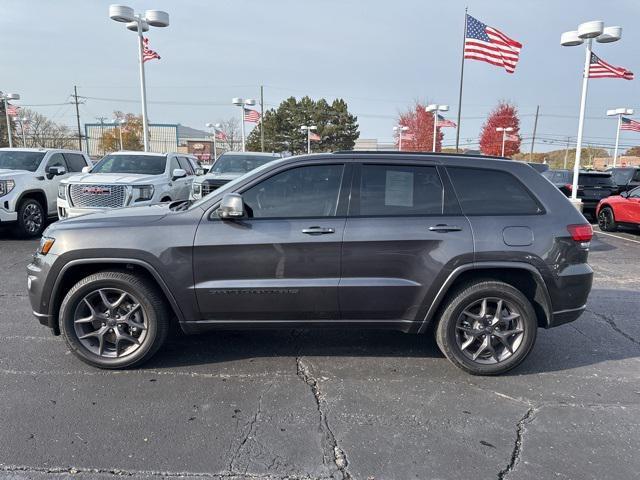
[{"x1": 27, "y1": 152, "x2": 594, "y2": 375}]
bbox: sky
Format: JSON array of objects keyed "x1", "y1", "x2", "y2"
[{"x1": 2, "y1": 0, "x2": 640, "y2": 153}]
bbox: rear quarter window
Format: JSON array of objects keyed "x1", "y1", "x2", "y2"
[{"x1": 447, "y1": 167, "x2": 542, "y2": 215}]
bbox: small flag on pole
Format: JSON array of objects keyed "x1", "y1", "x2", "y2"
[
  {"x1": 437, "y1": 115, "x2": 457, "y2": 128},
  {"x1": 589, "y1": 53, "x2": 633, "y2": 80},
  {"x1": 215, "y1": 130, "x2": 228, "y2": 140},
  {"x1": 505, "y1": 133, "x2": 520, "y2": 142},
  {"x1": 309, "y1": 132, "x2": 321, "y2": 142},
  {"x1": 620, "y1": 117, "x2": 640, "y2": 132},
  {"x1": 244, "y1": 108, "x2": 261, "y2": 123},
  {"x1": 142, "y1": 37, "x2": 161, "y2": 63},
  {"x1": 6, "y1": 105, "x2": 19, "y2": 116},
  {"x1": 464, "y1": 14, "x2": 522, "y2": 74}
]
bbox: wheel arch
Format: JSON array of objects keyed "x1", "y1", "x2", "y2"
[
  {"x1": 17, "y1": 189, "x2": 48, "y2": 213},
  {"x1": 419, "y1": 262, "x2": 553, "y2": 333},
  {"x1": 48, "y1": 258, "x2": 185, "y2": 335}
]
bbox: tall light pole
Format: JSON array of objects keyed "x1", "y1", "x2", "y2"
[
  {"x1": 561, "y1": 21, "x2": 622, "y2": 208},
  {"x1": 393, "y1": 125, "x2": 409, "y2": 151},
  {"x1": 606, "y1": 107, "x2": 633, "y2": 167},
  {"x1": 496, "y1": 127, "x2": 514, "y2": 157},
  {"x1": 109, "y1": 5, "x2": 169, "y2": 152},
  {"x1": 232, "y1": 97, "x2": 256, "y2": 152},
  {"x1": 1, "y1": 92, "x2": 20, "y2": 148},
  {"x1": 206, "y1": 122, "x2": 223, "y2": 161},
  {"x1": 300, "y1": 125, "x2": 317, "y2": 154},
  {"x1": 426, "y1": 104, "x2": 449, "y2": 152},
  {"x1": 114, "y1": 118, "x2": 126, "y2": 150},
  {"x1": 18, "y1": 117, "x2": 28, "y2": 147}
]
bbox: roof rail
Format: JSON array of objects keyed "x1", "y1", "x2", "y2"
[{"x1": 331, "y1": 150, "x2": 507, "y2": 161}]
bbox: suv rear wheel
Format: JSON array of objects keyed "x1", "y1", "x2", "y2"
[
  {"x1": 60, "y1": 271, "x2": 169, "y2": 369},
  {"x1": 17, "y1": 198, "x2": 45, "y2": 238},
  {"x1": 436, "y1": 280, "x2": 537, "y2": 375}
]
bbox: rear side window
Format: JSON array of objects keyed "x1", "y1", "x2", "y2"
[
  {"x1": 63, "y1": 153, "x2": 88, "y2": 172},
  {"x1": 448, "y1": 167, "x2": 542, "y2": 215},
  {"x1": 357, "y1": 165, "x2": 443, "y2": 216}
]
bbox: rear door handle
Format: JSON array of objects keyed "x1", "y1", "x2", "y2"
[
  {"x1": 428, "y1": 224, "x2": 462, "y2": 232},
  {"x1": 302, "y1": 226, "x2": 335, "y2": 235}
]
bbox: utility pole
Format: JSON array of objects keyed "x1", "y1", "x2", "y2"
[
  {"x1": 530, "y1": 105, "x2": 539, "y2": 161},
  {"x1": 260, "y1": 85, "x2": 265, "y2": 152},
  {"x1": 72, "y1": 86, "x2": 84, "y2": 152},
  {"x1": 564, "y1": 136, "x2": 570, "y2": 169}
]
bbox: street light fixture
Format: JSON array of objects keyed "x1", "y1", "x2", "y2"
[
  {"x1": 300, "y1": 125, "x2": 317, "y2": 154},
  {"x1": 561, "y1": 20, "x2": 622, "y2": 208},
  {"x1": 205, "y1": 122, "x2": 223, "y2": 161},
  {"x1": 606, "y1": 107, "x2": 634, "y2": 167},
  {"x1": 1, "y1": 92, "x2": 20, "y2": 148},
  {"x1": 496, "y1": 127, "x2": 514, "y2": 157},
  {"x1": 232, "y1": 97, "x2": 256, "y2": 152},
  {"x1": 426, "y1": 104, "x2": 449, "y2": 152},
  {"x1": 109, "y1": 5, "x2": 169, "y2": 152},
  {"x1": 113, "y1": 118, "x2": 126, "y2": 150},
  {"x1": 393, "y1": 125, "x2": 409, "y2": 151},
  {"x1": 17, "y1": 116, "x2": 28, "y2": 147}
]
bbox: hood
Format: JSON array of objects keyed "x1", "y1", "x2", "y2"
[
  {"x1": 49, "y1": 203, "x2": 170, "y2": 233},
  {"x1": 0, "y1": 169, "x2": 32, "y2": 179},
  {"x1": 200, "y1": 172, "x2": 242, "y2": 182},
  {"x1": 63, "y1": 172, "x2": 164, "y2": 184}
]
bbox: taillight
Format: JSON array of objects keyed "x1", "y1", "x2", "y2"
[
  {"x1": 567, "y1": 224, "x2": 593, "y2": 242},
  {"x1": 564, "y1": 184, "x2": 573, "y2": 191}
]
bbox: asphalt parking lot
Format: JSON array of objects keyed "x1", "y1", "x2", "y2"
[{"x1": 0, "y1": 226, "x2": 639, "y2": 480}]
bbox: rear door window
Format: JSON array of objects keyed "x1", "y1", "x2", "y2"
[
  {"x1": 355, "y1": 164, "x2": 443, "y2": 216},
  {"x1": 448, "y1": 167, "x2": 542, "y2": 215}
]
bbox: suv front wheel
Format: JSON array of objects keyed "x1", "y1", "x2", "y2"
[
  {"x1": 17, "y1": 198, "x2": 45, "y2": 238},
  {"x1": 436, "y1": 280, "x2": 537, "y2": 375},
  {"x1": 60, "y1": 271, "x2": 169, "y2": 369}
]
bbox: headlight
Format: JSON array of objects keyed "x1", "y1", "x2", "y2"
[
  {"x1": 58, "y1": 184, "x2": 67, "y2": 200},
  {"x1": 38, "y1": 236, "x2": 55, "y2": 255},
  {"x1": 0, "y1": 179, "x2": 16, "y2": 197},
  {"x1": 133, "y1": 185, "x2": 154, "y2": 202}
]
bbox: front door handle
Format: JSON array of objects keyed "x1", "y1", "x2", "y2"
[
  {"x1": 302, "y1": 226, "x2": 335, "y2": 235},
  {"x1": 428, "y1": 224, "x2": 462, "y2": 233}
]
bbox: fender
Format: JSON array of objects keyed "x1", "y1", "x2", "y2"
[
  {"x1": 49, "y1": 257, "x2": 186, "y2": 324},
  {"x1": 417, "y1": 261, "x2": 553, "y2": 333},
  {"x1": 16, "y1": 188, "x2": 49, "y2": 212}
]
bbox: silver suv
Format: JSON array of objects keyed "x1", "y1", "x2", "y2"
[
  {"x1": 58, "y1": 151, "x2": 200, "y2": 218},
  {"x1": 0, "y1": 148, "x2": 91, "y2": 237}
]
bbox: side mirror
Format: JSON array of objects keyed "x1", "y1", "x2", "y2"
[
  {"x1": 195, "y1": 167, "x2": 205, "y2": 176},
  {"x1": 216, "y1": 193, "x2": 244, "y2": 219},
  {"x1": 46, "y1": 165, "x2": 66, "y2": 179},
  {"x1": 620, "y1": 190, "x2": 629, "y2": 198},
  {"x1": 172, "y1": 168, "x2": 187, "y2": 180},
  {"x1": 82, "y1": 166, "x2": 92, "y2": 173}
]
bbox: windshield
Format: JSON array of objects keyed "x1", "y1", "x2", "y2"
[
  {"x1": 211, "y1": 154, "x2": 278, "y2": 175},
  {"x1": 189, "y1": 158, "x2": 280, "y2": 210},
  {"x1": 609, "y1": 168, "x2": 634, "y2": 185},
  {"x1": 90, "y1": 154, "x2": 167, "y2": 175},
  {"x1": 578, "y1": 174, "x2": 616, "y2": 187},
  {"x1": 0, "y1": 151, "x2": 45, "y2": 172}
]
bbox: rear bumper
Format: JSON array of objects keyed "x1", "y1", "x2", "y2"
[
  {"x1": 546, "y1": 263, "x2": 593, "y2": 328},
  {"x1": 550, "y1": 305, "x2": 587, "y2": 328}
]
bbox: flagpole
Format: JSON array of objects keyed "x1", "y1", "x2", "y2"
[
  {"x1": 136, "y1": 18, "x2": 150, "y2": 152},
  {"x1": 613, "y1": 114, "x2": 621, "y2": 167},
  {"x1": 455, "y1": 7, "x2": 468, "y2": 153}
]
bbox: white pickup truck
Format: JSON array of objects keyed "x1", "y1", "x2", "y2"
[
  {"x1": 0, "y1": 148, "x2": 92, "y2": 237},
  {"x1": 57, "y1": 151, "x2": 201, "y2": 219}
]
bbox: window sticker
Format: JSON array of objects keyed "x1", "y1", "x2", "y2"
[{"x1": 385, "y1": 170, "x2": 413, "y2": 207}]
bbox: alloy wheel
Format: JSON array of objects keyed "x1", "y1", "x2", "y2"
[
  {"x1": 23, "y1": 203, "x2": 43, "y2": 234},
  {"x1": 73, "y1": 288, "x2": 148, "y2": 358},
  {"x1": 598, "y1": 209, "x2": 612, "y2": 231},
  {"x1": 455, "y1": 297, "x2": 525, "y2": 365}
]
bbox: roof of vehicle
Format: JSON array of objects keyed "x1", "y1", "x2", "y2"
[
  {"x1": 106, "y1": 151, "x2": 168, "y2": 157},
  {"x1": 219, "y1": 151, "x2": 281, "y2": 157},
  {"x1": 607, "y1": 166, "x2": 639, "y2": 170},
  {"x1": 545, "y1": 169, "x2": 611, "y2": 175},
  {"x1": 0, "y1": 147, "x2": 84, "y2": 153}
]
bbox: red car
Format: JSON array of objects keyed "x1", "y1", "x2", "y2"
[{"x1": 596, "y1": 186, "x2": 640, "y2": 232}]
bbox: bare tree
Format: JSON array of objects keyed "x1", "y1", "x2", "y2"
[
  {"x1": 20, "y1": 109, "x2": 75, "y2": 149},
  {"x1": 218, "y1": 118, "x2": 242, "y2": 152}
]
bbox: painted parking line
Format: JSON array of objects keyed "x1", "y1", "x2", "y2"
[{"x1": 595, "y1": 230, "x2": 640, "y2": 245}]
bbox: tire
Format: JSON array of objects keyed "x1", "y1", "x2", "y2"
[
  {"x1": 17, "y1": 198, "x2": 46, "y2": 238},
  {"x1": 60, "y1": 271, "x2": 170, "y2": 369},
  {"x1": 435, "y1": 280, "x2": 537, "y2": 376},
  {"x1": 597, "y1": 206, "x2": 618, "y2": 232}
]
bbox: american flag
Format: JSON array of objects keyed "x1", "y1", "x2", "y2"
[
  {"x1": 143, "y1": 37, "x2": 161, "y2": 63},
  {"x1": 215, "y1": 130, "x2": 227, "y2": 140},
  {"x1": 505, "y1": 133, "x2": 519, "y2": 142},
  {"x1": 589, "y1": 53, "x2": 633, "y2": 80},
  {"x1": 464, "y1": 14, "x2": 522, "y2": 74},
  {"x1": 620, "y1": 117, "x2": 640, "y2": 132},
  {"x1": 243, "y1": 108, "x2": 261, "y2": 123},
  {"x1": 309, "y1": 132, "x2": 321, "y2": 142},
  {"x1": 6, "y1": 104, "x2": 19, "y2": 116},
  {"x1": 437, "y1": 115, "x2": 457, "y2": 128},
  {"x1": 395, "y1": 132, "x2": 415, "y2": 143}
]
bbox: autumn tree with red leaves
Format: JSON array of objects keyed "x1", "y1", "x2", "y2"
[
  {"x1": 479, "y1": 102, "x2": 521, "y2": 157},
  {"x1": 397, "y1": 102, "x2": 444, "y2": 152}
]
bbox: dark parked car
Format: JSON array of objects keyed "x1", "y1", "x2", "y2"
[
  {"x1": 607, "y1": 166, "x2": 640, "y2": 194},
  {"x1": 28, "y1": 152, "x2": 593, "y2": 375},
  {"x1": 542, "y1": 169, "x2": 617, "y2": 214}
]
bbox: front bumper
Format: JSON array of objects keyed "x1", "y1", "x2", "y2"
[
  {"x1": 0, "y1": 208, "x2": 18, "y2": 223},
  {"x1": 57, "y1": 197, "x2": 154, "y2": 218}
]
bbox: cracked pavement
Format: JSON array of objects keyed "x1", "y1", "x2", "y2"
[{"x1": 1, "y1": 227, "x2": 639, "y2": 479}]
